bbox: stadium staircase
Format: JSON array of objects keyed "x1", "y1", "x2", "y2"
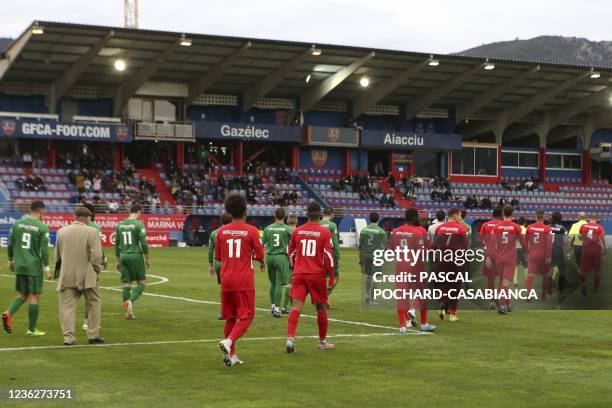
[{"x1": 138, "y1": 168, "x2": 175, "y2": 205}]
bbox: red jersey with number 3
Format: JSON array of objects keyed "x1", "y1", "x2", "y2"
[
  {"x1": 525, "y1": 222, "x2": 552, "y2": 260},
  {"x1": 579, "y1": 223, "x2": 605, "y2": 255},
  {"x1": 491, "y1": 220, "x2": 525, "y2": 263},
  {"x1": 289, "y1": 222, "x2": 334, "y2": 276},
  {"x1": 215, "y1": 221, "x2": 264, "y2": 292}
]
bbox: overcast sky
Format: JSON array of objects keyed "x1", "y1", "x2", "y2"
[{"x1": 2, "y1": 0, "x2": 610, "y2": 53}]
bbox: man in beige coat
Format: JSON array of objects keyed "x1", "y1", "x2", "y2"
[{"x1": 54, "y1": 206, "x2": 105, "y2": 345}]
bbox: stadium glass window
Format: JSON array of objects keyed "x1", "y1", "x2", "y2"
[
  {"x1": 518, "y1": 152, "x2": 538, "y2": 168},
  {"x1": 562, "y1": 154, "x2": 581, "y2": 169},
  {"x1": 546, "y1": 154, "x2": 562, "y2": 169},
  {"x1": 501, "y1": 152, "x2": 518, "y2": 167},
  {"x1": 451, "y1": 145, "x2": 498, "y2": 176},
  {"x1": 414, "y1": 152, "x2": 438, "y2": 178}
]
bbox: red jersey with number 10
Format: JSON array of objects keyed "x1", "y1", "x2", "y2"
[
  {"x1": 491, "y1": 220, "x2": 525, "y2": 263},
  {"x1": 215, "y1": 221, "x2": 264, "y2": 293},
  {"x1": 288, "y1": 222, "x2": 334, "y2": 276},
  {"x1": 525, "y1": 222, "x2": 552, "y2": 260}
]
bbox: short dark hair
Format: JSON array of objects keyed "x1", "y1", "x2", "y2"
[
  {"x1": 275, "y1": 208, "x2": 286, "y2": 221},
  {"x1": 323, "y1": 207, "x2": 334, "y2": 217},
  {"x1": 447, "y1": 208, "x2": 460, "y2": 218},
  {"x1": 404, "y1": 208, "x2": 420, "y2": 227},
  {"x1": 83, "y1": 203, "x2": 96, "y2": 220},
  {"x1": 518, "y1": 216, "x2": 526, "y2": 226},
  {"x1": 224, "y1": 194, "x2": 247, "y2": 219},
  {"x1": 307, "y1": 201, "x2": 322, "y2": 221},
  {"x1": 130, "y1": 204, "x2": 142, "y2": 214},
  {"x1": 536, "y1": 209, "x2": 545, "y2": 220},
  {"x1": 460, "y1": 209, "x2": 467, "y2": 220},
  {"x1": 551, "y1": 211, "x2": 562, "y2": 224},
  {"x1": 502, "y1": 205, "x2": 514, "y2": 218},
  {"x1": 220, "y1": 212, "x2": 232, "y2": 225},
  {"x1": 369, "y1": 212, "x2": 379, "y2": 223},
  {"x1": 75, "y1": 206, "x2": 92, "y2": 218},
  {"x1": 435, "y1": 210, "x2": 446, "y2": 222},
  {"x1": 30, "y1": 200, "x2": 45, "y2": 212},
  {"x1": 492, "y1": 207, "x2": 502, "y2": 218}
]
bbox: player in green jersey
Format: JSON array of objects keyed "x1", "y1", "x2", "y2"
[
  {"x1": 320, "y1": 207, "x2": 340, "y2": 287},
  {"x1": 82, "y1": 203, "x2": 106, "y2": 330},
  {"x1": 115, "y1": 204, "x2": 151, "y2": 320},
  {"x1": 261, "y1": 208, "x2": 293, "y2": 317},
  {"x1": 208, "y1": 212, "x2": 233, "y2": 320},
  {"x1": 2, "y1": 201, "x2": 50, "y2": 336},
  {"x1": 358, "y1": 212, "x2": 388, "y2": 304}
]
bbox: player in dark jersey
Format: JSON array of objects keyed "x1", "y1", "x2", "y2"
[{"x1": 549, "y1": 212, "x2": 569, "y2": 301}]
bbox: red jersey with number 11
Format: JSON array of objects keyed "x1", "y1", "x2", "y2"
[
  {"x1": 215, "y1": 221, "x2": 264, "y2": 293},
  {"x1": 288, "y1": 222, "x2": 334, "y2": 276}
]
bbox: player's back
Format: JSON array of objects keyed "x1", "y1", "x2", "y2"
[
  {"x1": 216, "y1": 221, "x2": 264, "y2": 292},
  {"x1": 435, "y1": 221, "x2": 469, "y2": 251},
  {"x1": 390, "y1": 224, "x2": 427, "y2": 270},
  {"x1": 580, "y1": 223, "x2": 605, "y2": 254},
  {"x1": 479, "y1": 219, "x2": 500, "y2": 251},
  {"x1": 263, "y1": 222, "x2": 291, "y2": 255},
  {"x1": 525, "y1": 222, "x2": 552, "y2": 259},
  {"x1": 9, "y1": 216, "x2": 48, "y2": 273},
  {"x1": 360, "y1": 224, "x2": 388, "y2": 258},
  {"x1": 290, "y1": 222, "x2": 333, "y2": 276},
  {"x1": 492, "y1": 220, "x2": 523, "y2": 262},
  {"x1": 116, "y1": 219, "x2": 145, "y2": 254}
]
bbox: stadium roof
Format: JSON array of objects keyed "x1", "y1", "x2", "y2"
[{"x1": 1, "y1": 21, "x2": 611, "y2": 144}]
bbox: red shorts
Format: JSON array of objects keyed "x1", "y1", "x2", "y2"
[
  {"x1": 528, "y1": 257, "x2": 548, "y2": 275},
  {"x1": 221, "y1": 291, "x2": 255, "y2": 320},
  {"x1": 483, "y1": 256, "x2": 496, "y2": 278},
  {"x1": 290, "y1": 274, "x2": 328, "y2": 305},
  {"x1": 496, "y1": 261, "x2": 516, "y2": 281}
]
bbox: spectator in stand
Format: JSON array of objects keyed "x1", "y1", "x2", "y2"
[
  {"x1": 510, "y1": 198, "x2": 520, "y2": 210},
  {"x1": 389, "y1": 174, "x2": 396, "y2": 190},
  {"x1": 480, "y1": 197, "x2": 492, "y2": 209}
]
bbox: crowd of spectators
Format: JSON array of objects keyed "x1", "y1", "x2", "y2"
[
  {"x1": 464, "y1": 195, "x2": 493, "y2": 210},
  {"x1": 331, "y1": 172, "x2": 380, "y2": 201},
  {"x1": 16, "y1": 173, "x2": 46, "y2": 191},
  {"x1": 502, "y1": 177, "x2": 538, "y2": 191}
]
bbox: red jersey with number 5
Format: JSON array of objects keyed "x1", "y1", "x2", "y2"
[
  {"x1": 579, "y1": 222, "x2": 605, "y2": 255},
  {"x1": 525, "y1": 222, "x2": 552, "y2": 260},
  {"x1": 215, "y1": 221, "x2": 264, "y2": 292},
  {"x1": 288, "y1": 222, "x2": 334, "y2": 276},
  {"x1": 491, "y1": 220, "x2": 525, "y2": 263}
]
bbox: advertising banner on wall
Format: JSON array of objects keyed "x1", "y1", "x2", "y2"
[
  {"x1": 0, "y1": 117, "x2": 132, "y2": 143},
  {"x1": 304, "y1": 126, "x2": 359, "y2": 147},
  {"x1": 361, "y1": 130, "x2": 462, "y2": 151},
  {"x1": 195, "y1": 121, "x2": 301, "y2": 143}
]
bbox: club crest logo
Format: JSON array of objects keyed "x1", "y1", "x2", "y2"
[
  {"x1": 115, "y1": 125, "x2": 129, "y2": 141},
  {"x1": 1, "y1": 120, "x2": 16, "y2": 136},
  {"x1": 311, "y1": 149, "x2": 328, "y2": 167},
  {"x1": 327, "y1": 127, "x2": 340, "y2": 142}
]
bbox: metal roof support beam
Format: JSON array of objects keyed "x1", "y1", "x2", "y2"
[
  {"x1": 0, "y1": 29, "x2": 32, "y2": 81},
  {"x1": 504, "y1": 86, "x2": 610, "y2": 143},
  {"x1": 113, "y1": 40, "x2": 180, "y2": 116},
  {"x1": 49, "y1": 31, "x2": 114, "y2": 113},
  {"x1": 351, "y1": 58, "x2": 429, "y2": 118},
  {"x1": 405, "y1": 64, "x2": 483, "y2": 120},
  {"x1": 242, "y1": 47, "x2": 313, "y2": 111},
  {"x1": 547, "y1": 125, "x2": 581, "y2": 144},
  {"x1": 455, "y1": 66, "x2": 538, "y2": 124},
  {"x1": 299, "y1": 52, "x2": 375, "y2": 112},
  {"x1": 187, "y1": 41, "x2": 251, "y2": 105},
  {"x1": 464, "y1": 71, "x2": 590, "y2": 138}
]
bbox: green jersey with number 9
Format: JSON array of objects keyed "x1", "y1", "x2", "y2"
[
  {"x1": 8, "y1": 215, "x2": 50, "y2": 276},
  {"x1": 115, "y1": 219, "x2": 149, "y2": 256}
]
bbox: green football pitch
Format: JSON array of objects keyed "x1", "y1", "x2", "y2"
[{"x1": 0, "y1": 247, "x2": 611, "y2": 407}]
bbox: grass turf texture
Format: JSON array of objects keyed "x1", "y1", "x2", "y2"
[{"x1": 0, "y1": 247, "x2": 611, "y2": 408}]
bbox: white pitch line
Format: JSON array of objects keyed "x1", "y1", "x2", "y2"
[{"x1": 0, "y1": 332, "x2": 411, "y2": 352}]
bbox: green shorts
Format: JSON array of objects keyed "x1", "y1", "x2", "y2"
[
  {"x1": 15, "y1": 274, "x2": 44, "y2": 295},
  {"x1": 266, "y1": 254, "x2": 291, "y2": 285},
  {"x1": 361, "y1": 257, "x2": 375, "y2": 276},
  {"x1": 119, "y1": 253, "x2": 147, "y2": 283},
  {"x1": 214, "y1": 260, "x2": 221, "y2": 285}
]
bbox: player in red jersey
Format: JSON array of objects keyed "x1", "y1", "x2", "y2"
[
  {"x1": 490, "y1": 205, "x2": 526, "y2": 314},
  {"x1": 525, "y1": 210, "x2": 553, "y2": 300},
  {"x1": 216, "y1": 194, "x2": 265, "y2": 367},
  {"x1": 434, "y1": 208, "x2": 469, "y2": 322},
  {"x1": 578, "y1": 215, "x2": 606, "y2": 296},
  {"x1": 478, "y1": 207, "x2": 502, "y2": 309},
  {"x1": 389, "y1": 208, "x2": 436, "y2": 333},
  {"x1": 285, "y1": 202, "x2": 335, "y2": 353}
]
